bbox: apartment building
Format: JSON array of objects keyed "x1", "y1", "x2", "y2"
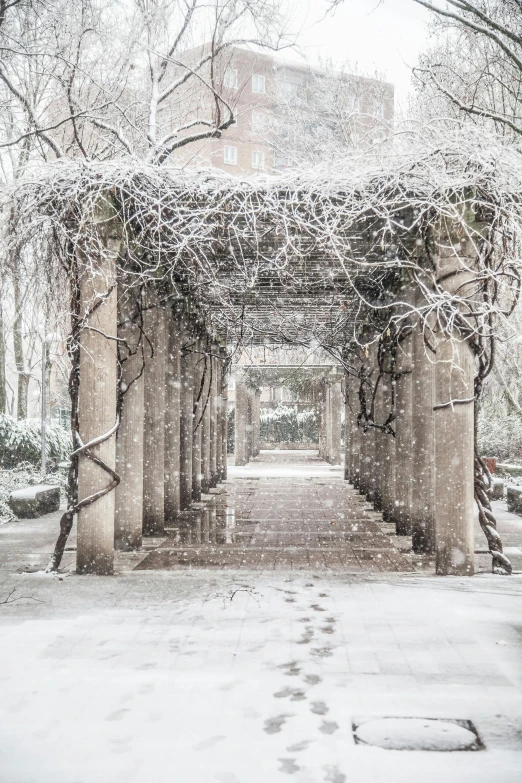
[{"x1": 174, "y1": 47, "x2": 394, "y2": 175}]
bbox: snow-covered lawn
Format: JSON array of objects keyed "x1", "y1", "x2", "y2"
[{"x1": 0, "y1": 569, "x2": 521, "y2": 783}]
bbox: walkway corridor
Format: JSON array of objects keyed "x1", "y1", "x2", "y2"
[{"x1": 136, "y1": 451, "x2": 415, "y2": 573}]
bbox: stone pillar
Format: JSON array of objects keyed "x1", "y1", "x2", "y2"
[
  {"x1": 164, "y1": 308, "x2": 181, "y2": 522},
  {"x1": 432, "y1": 217, "x2": 477, "y2": 576},
  {"x1": 411, "y1": 316, "x2": 436, "y2": 553},
  {"x1": 245, "y1": 389, "x2": 253, "y2": 463},
  {"x1": 179, "y1": 316, "x2": 194, "y2": 510},
  {"x1": 351, "y1": 422, "x2": 362, "y2": 489},
  {"x1": 345, "y1": 370, "x2": 360, "y2": 486},
  {"x1": 115, "y1": 283, "x2": 144, "y2": 551},
  {"x1": 201, "y1": 348, "x2": 211, "y2": 494},
  {"x1": 235, "y1": 375, "x2": 248, "y2": 466},
  {"x1": 346, "y1": 373, "x2": 361, "y2": 488},
  {"x1": 393, "y1": 327, "x2": 413, "y2": 535},
  {"x1": 325, "y1": 383, "x2": 333, "y2": 462},
  {"x1": 220, "y1": 355, "x2": 228, "y2": 480},
  {"x1": 372, "y1": 374, "x2": 385, "y2": 511},
  {"x1": 358, "y1": 427, "x2": 369, "y2": 497},
  {"x1": 252, "y1": 391, "x2": 261, "y2": 458},
  {"x1": 344, "y1": 374, "x2": 351, "y2": 481},
  {"x1": 318, "y1": 380, "x2": 327, "y2": 460},
  {"x1": 434, "y1": 336, "x2": 475, "y2": 575},
  {"x1": 142, "y1": 295, "x2": 167, "y2": 536},
  {"x1": 380, "y1": 355, "x2": 396, "y2": 522},
  {"x1": 77, "y1": 207, "x2": 120, "y2": 575},
  {"x1": 192, "y1": 335, "x2": 203, "y2": 502},
  {"x1": 209, "y1": 351, "x2": 218, "y2": 487},
  {"x1": 329, "y1": 378, "x2": 342, "y2": 465}
]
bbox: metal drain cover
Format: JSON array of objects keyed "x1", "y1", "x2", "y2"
[{"x1": 353, "y1": 717, "x2": 483, "y2": 751}]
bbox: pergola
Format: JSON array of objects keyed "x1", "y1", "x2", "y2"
[{"x1": 9, "y1": 155, "x2": 518, "y2": 577}]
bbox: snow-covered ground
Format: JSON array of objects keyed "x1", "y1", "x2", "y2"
[
  {"x1": 0, "y1": 569, "x2": 521, "y2": 783},
  {"x1": 0, "y1": 450, "x2": 521, "y2": 782}
]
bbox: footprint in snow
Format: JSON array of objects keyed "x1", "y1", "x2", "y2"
[
  {"x1": 287, "y1": 740, "x2": 312, "y2": 752},
  {"x1": 278, "y1": 758, "x2": 299, "y2": 775},
  {"x1": 324, "y1": 766, "x2": 346, "y2": 783},
  {"x1": 303, "y1": 674, "x2": 321, "y2": 686},
  {"x1": 319, "y1": 721, "x2": 339, "y2": 735},
  {"x1": 264, "y1": 714, "x2": 293, "y2": 734},
  {"x1": 310, "y1": 701, "x2": 329, "y2": 715}
]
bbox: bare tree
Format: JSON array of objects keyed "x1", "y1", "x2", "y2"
[
  {"x1": 268, "y1": 59, "x2": 394, "y2": 168},
  {"x1": 0, "y1": 0, "x2": 296, "y2": 165},
  {"x1": 411, "y1": 1, "x2": 522, "y2": 139}
]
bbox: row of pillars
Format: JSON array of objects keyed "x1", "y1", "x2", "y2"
[
  {"x1": 234, "y1": 372, "x2": 345, "y2": 467},
  {"x1": 344, "y1": 323, "x2": 475, "y2": 576},
  {"x1": 76, "y1": 270, "x2": 229, "y2": 574}
]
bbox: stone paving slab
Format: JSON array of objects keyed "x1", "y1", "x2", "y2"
[{"x1": 136, "y1": 453, "x2": 416, "y2": 573}]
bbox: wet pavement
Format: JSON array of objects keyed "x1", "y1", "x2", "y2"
[{"x1": 136, "y1": 451, "x2": 416, "y2": 573}]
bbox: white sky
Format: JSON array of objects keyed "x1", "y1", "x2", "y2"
[{"x1": 276, "y1": 0, "x2": 434, "y2": 105}]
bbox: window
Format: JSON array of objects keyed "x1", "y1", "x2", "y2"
[
  {"x1": 252, "y1": 73, "x2": 265, "y2": 94},
  {"x1": 224, "y1": 68, "x2": 238, "y2": 89},
  {"x1": 223, "y1": 145, "x2": 237, "y2": 166},
  {"x1": 252, "y1": 111, "x2": 266, "y2": 132},
  {"x1": 281, "y1": 80, "x2": 299, "y2": 99},
  {"x1": 251, "y1": 150, "x2": 264, "y2": 170},
  {"x1": 371, "y1": 100, "x2": 384, "y2": 119}
]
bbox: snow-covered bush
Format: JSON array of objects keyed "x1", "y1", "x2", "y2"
[
  {"x1": 0, "y1": 415, "x2": 71, "y2": 469},
  {"x1": 0, "y1": 464, "x2": 68, "y2": 524},
  {"x1": 260, "y1": 405, "x2": 318, "y2": 444},
  {"x1": 478, "y1": 404, "x2": 522, "y2": 463}
]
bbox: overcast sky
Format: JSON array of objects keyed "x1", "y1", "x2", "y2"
[{"x1": 277, "y1": 0, "x2": 434, "y2": 104}]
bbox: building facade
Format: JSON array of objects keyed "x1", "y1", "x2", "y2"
[{"x1": 175, "y1": 47, "x2": 394, "y2": 175}]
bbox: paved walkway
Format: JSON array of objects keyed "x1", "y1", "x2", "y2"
[{"x1": 136, "y1": 451, "x2": 416, "y2": 573}]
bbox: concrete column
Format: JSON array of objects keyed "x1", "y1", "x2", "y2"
[
  {"x1": 346, "y1": 372, "x2": 361, "y2": 486},
  {"x1": 372, "y1": 374, "x2": 385, "y2": 511},
  {"x1": 329, "y1": 379, "x2": 342, "y2": 466},
  {"x1": 393, "y1": 328, "x2": 413, "y2": 535},
  {"x1": 344, "y1": 374, "x2": 351, "y2": 481},
  {"x1": 115, "y1": 283, "x2": 144, "y2": 551},
  {"x1": 179, "y1": 317, "x2": 194, "y2": 510},
  {"x1": 358, "y1": 426, "x2": 369, "y2": 497},
  {"x1": 235, "y1": 376, "x2": 248, "y2": 466},
  {"x1": 365, "y1": 425, "x2": 376, "y2": 504},
  {"x1": 252, "y1": 391, "x2": 261, "y2": 457},
  {"x1": 192, "y1": 335, "x2": 203, "y2": 502},
  {"x1": 245, "y1": 390, "x2": 253, "y2": 463},
  {"x1": 411, "y1": 318, "x2": 436, "y2": 553},
  {"x1": 380, "y1": 357, "x2": 396, "y2": 522},
  {"x1": 77, "y1": 209, "x2": 119, "y2": 575},
  {"x1": 142, "y1": 296, "x2": 167, "y2": 536},
  {"x1": 434, "y1": 335, "x2": 475, "y2": 575},
  {"x1": 201, "y1": 348, "x2": 211, "y2": 494},
  {"x1": 220, "y1": 355, "x2": 228, "y2": 481},
  {"x1": 318, "y1": 380, "x2": 327, "y2": 460},
  {"x1": 164, "y1": 309, "x2": 182, "y2": 522},
  {"x1": 325, "y1": 383, "x2": 333, "y2": 462},
  {"x1": 209, "y1": 351, "x2": 218, "y2": 487}
]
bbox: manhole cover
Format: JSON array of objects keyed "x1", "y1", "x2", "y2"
[{"x1": 353, "y1": 717, "x2": 483, "y2": 751}]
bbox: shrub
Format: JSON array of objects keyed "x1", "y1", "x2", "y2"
[
  {"x1": 0, "y1": 415, "x2": 71, "y2": 469},
  {"x1": 260, "y1": 405, "x2": 318, "y2": 444}
]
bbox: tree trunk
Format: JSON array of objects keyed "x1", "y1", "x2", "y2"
[
  {"x1": 0, "y1": 300, "x2": 6, "y2": 415},
  {"x1": 13, "y1": 276, "x2": 28, "y2": 419}
]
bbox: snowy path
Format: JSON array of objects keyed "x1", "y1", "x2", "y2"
[{"x1": 0, "y1": 570, "x2": 521, "y2": 782}]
